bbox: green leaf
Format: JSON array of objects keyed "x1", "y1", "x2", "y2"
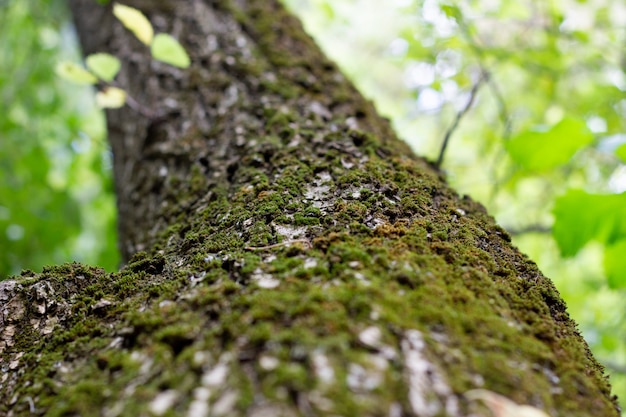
[
  {"x1": 440, "y1": 4, "x2": 462, "y2": 20},
  {"x1": 113, "y1": 3, "x2": 154, "y2": 45},
  {"x1": 151, "y1": 33, "x2": 190, "y2": 68},
  {"x1": 615, "y1": 143, "x2": 626, "y2": 163},
  {"x1": 604, "y1": 239, "x2": 626, "y2": 289},
  {"x1": 506, "y1": 116, "x2": 594, "y2": 172},
  {"x1": 55, "y1": 61, "x2": 98, "y2": 85},
  {"x1": 95, "y1": 87, "x2": 127, "y2": 108},
  {"x1": 86, "y1": 53, "x2": 121, "y2": 82},
  {"x1": 553, "y1": 190, "x2": 626, "y2": 257}
]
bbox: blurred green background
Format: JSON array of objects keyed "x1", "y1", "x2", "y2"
[
  {"x1": 0, "y1": 0, "x2": 118, "y2": 276},
  {"x1": 1, "y1": 0, "x2": 625, "y2": 406}
]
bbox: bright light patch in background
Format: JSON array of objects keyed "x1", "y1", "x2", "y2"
[
  {"x1": 609, "y1": 166, "x2": 626, "y2": 193},
  {"x1": 586, "y1": 116, "x2": 607, "y2": 133},
  {"x1": 598, "y1": 134, "x2": 626, "y2": 153},
  {"x1": 6, "y1": 224, "x2": 24, "y2": 241},
  {"x1": 440, "y1": 80, "x2": 459, "y2": 102},
  {"x1": 559, "y1": 3, "x2": 595, "y2": 31},
  {"x1": 605, "y1": 68, "x2": 626, "y2": 91},
  {"x1": 416, "y1": 88, "x2": 443, "y2": 112},
  {"x1": 388, "y1": 38, "x2": 409, "y2": 57},
  {"x1": 71, "y1": 131, "x2": 93, "y2": 154},
  {"x1": 422, "y1": 0, "x2": 456, "y2": 36},
  {"x1": 435, "y1": 49, "x2": 461, "y2": 78},
  {"x1": 404, "y1": 62, "x2": 435, "y2": 88}
]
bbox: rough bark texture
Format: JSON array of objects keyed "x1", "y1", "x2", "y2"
[{"x1": 0, "y1": 0, "x2": 620, "y2": 416}]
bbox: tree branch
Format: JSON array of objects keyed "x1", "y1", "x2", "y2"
[
  {"x1": 505, "y1": 224, "x2": 552, "y2": 236},
  {"x1": 436, "y1": 70, "x2": 487, "y2": 168}
]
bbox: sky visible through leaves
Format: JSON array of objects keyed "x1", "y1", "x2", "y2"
[{"x1": 1, "y1": 0, "x2": 626, "y2": 407}]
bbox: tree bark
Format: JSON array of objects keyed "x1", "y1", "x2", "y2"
[{"x1": 0, "y1": 0, "x2": 619, "y2": 416}]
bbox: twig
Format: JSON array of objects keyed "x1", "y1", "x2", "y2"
[
  {"x1": 485, "y1": 73, "x2": 512, "y2": 141},
  {"x1": 124, "y1": 93, "x2": 158, "y2": 119},
  {"x1": 604, "y1": 361, "x2": 626, "y2": 375},
  {"x1": 436, "y1": 70, "x2": 487, "y2": 168},
  {"x1": 505, "y1": 224, "x2": 552, "y2": 236},
  {"x1": 105, "y1": 80, "x2": 166, "y2": 120},
  {"x1": 454, "y1": 16, "x2": 514, "y2": 201},
  {"x1": 245, "y1": 239, "x2": 311, "y2": 252},
  {"x1": 456, "y1": 18, "x2": 512, "y2": 141}
]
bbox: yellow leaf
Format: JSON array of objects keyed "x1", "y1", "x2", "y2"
[
  {"x1": 113, "y1": 3, "x2": 154, "y2": 45},
  {"x1": 55, "y1": 61, "x2": 98, "y2": 85},
  {"x1": 96, "y1": 87, "x2": 127, "y2": 109}
]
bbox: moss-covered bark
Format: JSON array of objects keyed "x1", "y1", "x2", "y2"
[{"x1": 0, "y1": 0, "x2": 619, "y2": 415}]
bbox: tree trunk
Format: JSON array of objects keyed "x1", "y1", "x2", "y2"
[{"x1": 0, "y1": 0, "x2": 619, "y2": 415}]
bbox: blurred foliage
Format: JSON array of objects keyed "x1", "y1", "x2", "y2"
[
  {"x1": 1, "y1": 0, "x2": 625, "y2": 408},
  {"x1": 283, "y1": 0, "x2": 626, "y2": 406},
  {"x1": 0, "y1": 0, "x2": 118, "y2": 278}
]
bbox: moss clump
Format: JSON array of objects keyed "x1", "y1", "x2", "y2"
[{"x1": 127, "y1": 251, "x2": 165, "y2": 274}]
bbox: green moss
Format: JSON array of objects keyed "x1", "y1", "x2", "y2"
[
  {"x1": 266, "y1": 108, "x2": 296, "y2": 129},
  {"x1": 259, "y1": 77, "x2": 300, "y2": 99},
  {"x1": 45, "y1": 379, "x2": 110, "y2": 417},
  {"x1": 292, "y1": 212, "x2": 320, "y2": 226},
  {"x1": 127, "y1": 251, "x2": 165, "y2": 274},
  {"x1": 1, "y1": 0, "x2": 617, "y2": 415}
]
